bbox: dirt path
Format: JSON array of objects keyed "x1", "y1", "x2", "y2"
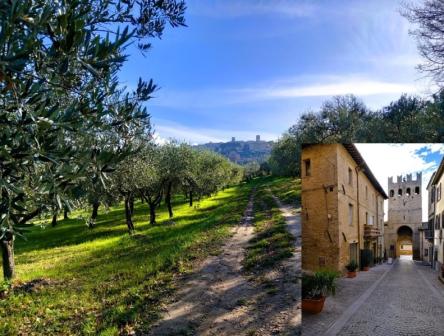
[
  {"x1": 238, "y1": 192, "x2": 301, "y2": 336},
  {"x1": 149, "y1": 190, "x2": 301, "y2": 336}
]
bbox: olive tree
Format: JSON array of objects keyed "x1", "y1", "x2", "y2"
[{"x1": 0, "y1": 0, "x2": 186, "y2": 280}]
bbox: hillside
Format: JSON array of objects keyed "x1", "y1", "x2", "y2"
[
  {"x1": 0, "y1": 177, "x2": 299, "y2": 335},
  {"x1": 196, "y1": 138, "x2": 274, "y2": 164}
]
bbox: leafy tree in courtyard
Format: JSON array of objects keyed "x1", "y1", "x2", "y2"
[{"x1": 0, "y1": 0, "x2": 186, "y2": 280}]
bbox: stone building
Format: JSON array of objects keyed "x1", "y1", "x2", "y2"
[
  {"x1": 384, "y1": 173, "x2": 422, "y2": 260},
  {"x1": 419, "y1": 221, "x2": 433, "y2": 264},
  {"x1": 429, "y1": 158, "x2": 444, "y2": 273},
  {"x1": 421, "y1": 173, "x2": 436, "y2": 265},
  {"x1": 301, "y1": 144, "x2": 387, "y2": 273}
]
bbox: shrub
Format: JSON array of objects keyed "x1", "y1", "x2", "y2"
[
  {"x1": 302, "y1": 269, "x2": 339, "y2": 299},
  {"x1": 345, "y1": 260, "x2": 358, "y2": 272}
]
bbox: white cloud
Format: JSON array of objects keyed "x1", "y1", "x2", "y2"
[
  {"x1": 188, "y1": 0, "x2": 317, "y2": 18},
  {"x1": 151, "y1": 75, "x2": 422, "y2": 109},
  {"x1": 355, "y1": 144, "x2": 444, "y2": 221},
  {"x1": 256, "y1": 79, "x2": 417, "y2": 98}
]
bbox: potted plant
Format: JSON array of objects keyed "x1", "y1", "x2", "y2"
[
  {"x1": 302, "y1": 269, "x2": 339, "y2": 314},
  {"x1": 345, "y1": 260, "x2": 358, "y2": 278}
]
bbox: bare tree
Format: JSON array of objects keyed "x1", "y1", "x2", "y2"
[{"x1": 404, "y1": 0, "x2": 444, "y2": 86}]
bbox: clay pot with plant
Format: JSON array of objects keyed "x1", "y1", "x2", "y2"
[
  {"x1": 345, "y1": 260, "x2": 358, "y2": 278},
  {"x1": 302, "y1": 269, "x2": 339, "y2": 314}
]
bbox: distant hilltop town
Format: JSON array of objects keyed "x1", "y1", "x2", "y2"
[{"x1": 195, "y1": 135, "x2": 274, "y2": 165}]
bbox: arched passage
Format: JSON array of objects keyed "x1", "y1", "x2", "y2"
[{"x1": 397, "y1": 225, "x2": 413, "y2": 259}]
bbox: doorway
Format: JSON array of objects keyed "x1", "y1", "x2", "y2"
[{"x1": 397, "y1": 225, "x2": 413, "y2": 260}]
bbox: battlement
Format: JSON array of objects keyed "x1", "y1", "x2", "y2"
[{"x1": 388, "y1": 172, "x2": 422, "y2": 186}]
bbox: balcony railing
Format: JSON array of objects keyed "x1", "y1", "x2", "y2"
[{"x1": 364, "y1": 225, "x2": 381, "y2": 238}]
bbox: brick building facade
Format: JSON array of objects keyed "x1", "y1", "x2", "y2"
[
  {"x1": 429, "y1": 158, "x2": 444, "y2": 274},
  {"x1": 301, "y1": 144, "x2": 387, "y2": 273}
]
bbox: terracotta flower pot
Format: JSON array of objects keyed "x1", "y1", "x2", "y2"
[
  {"x1": 362, "y1": 266, "x2": 369, "y2": 271},
  {"x1": 302, "y1": 296, "x2": 326, "y2": 314},
  {"x1": 347, "y1": 271, "x2": 356, "y2": 278}
]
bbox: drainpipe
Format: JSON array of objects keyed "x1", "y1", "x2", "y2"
[{"x1": 355, "y1": 166, "x2": 362, "y2": 267}]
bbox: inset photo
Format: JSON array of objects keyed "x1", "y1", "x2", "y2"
[{"x1": 301, "y1": 143, "x2": 444, "y2": 335}]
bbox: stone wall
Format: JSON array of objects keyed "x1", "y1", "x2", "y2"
[
  {"x1": 302, "y1": 144, "x2": 385, "y2": 273},
  {"x1": 434, "y1": 172, "x2": 444, "y2": 268},
  {"x1": 301, "y1": 144, "x2": 340, "y2": 272}
]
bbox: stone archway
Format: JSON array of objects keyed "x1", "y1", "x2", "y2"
[{"x1": 397, "y1": 225, "x2": 413, "y2": 258}]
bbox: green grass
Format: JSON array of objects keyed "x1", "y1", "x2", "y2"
[
  {"x1": 267, "y1": 176, "x2": 301, "y2": 207},
  {"x1": 243, "y1": 179, "x2": 296, "y2": 272},
  {"x1": 0, "y1": 182, "x2": 257, "y2": 335}
]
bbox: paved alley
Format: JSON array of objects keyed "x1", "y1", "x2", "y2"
[{"x1": 303, "y1": 259, "x2": 444, "y2": 336}]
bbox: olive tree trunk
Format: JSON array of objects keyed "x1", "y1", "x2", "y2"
[
  {"x1": 1, "y1": 234, "x2": 15, "y2": 280},
  {"x1": 129, "y1": 197, "x2": 134, "y2": 215},
  {"x1": 166, "y1": 182, "x2": 173, "y2": 218},
  {"x1": 91, "y1": 201, "x2": 100, "y2": 220},
  {"x1": 125, "y1": 196, "x2": 135, "y2": 234},
  {"x1": 149, "y1": 202, "x2": 156, "y2": 225},
  {"x1": 51, "y1": 213, "x2": 58, "y2": 227}
]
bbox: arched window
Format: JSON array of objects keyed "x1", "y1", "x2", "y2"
[
  {"x1": 390, "y1": 190, "x2": 394, "y2": 197},
  {"x1": 406, "y1": 188, "x2": 411, "y2": 196},
  {"x1": 398, "y1": 189, "x2": 402, "y2": 196},
  {"x1": 415, "y1": 186, "x2": 420, "y2": 195}
]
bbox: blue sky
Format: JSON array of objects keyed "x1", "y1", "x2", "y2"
[
  {"x1": 119, "y1": 0, "x2": 432, "y2": 144},
  {"x1": 355, "y1": 144, "x2": 444, "y2": 221}
]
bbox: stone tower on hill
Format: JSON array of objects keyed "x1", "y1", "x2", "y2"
[{"x1": 385, "y1": 173, "x2": 422, "y2": 260}]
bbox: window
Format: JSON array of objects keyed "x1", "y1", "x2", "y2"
[
  {"x1": 348, "y1": 168, "x2": 353, "y2": 185},
  {"x1": 442, "y1": 211, "x2": 444, "y2": 229},
  {"x1": 438, "y1": 184, "x2": 442, "y2": 201},
  {"x1": 365, "y1": 211, "x2": 369, "y2": 225},
  {"x1": 415, "y1": 186, "x2": 420, "y2": 195},
  {"x1": 425, "y1": 249, "x2": 429, "y2": 257},
  {"x1": 365, "y1": 185, "x2": 368, "y2": 200},
  {"x1": 390, "y1": 190, "x2": 394, "y2": 197},
  {"x1": 431, "y1": 188, "x2": 435, "y2": 203},
  {"x1": 372, "y1": 216, "x2": 375, "y2": 226},
  {"x1": 406, "y1": 188, "x2": 411, "y2": 196},
  {"x1": 398, "y1": 189, "x2": 403, "y2": 196},
  {"x1": 304, "y1": 159, "x2": 311, "y2": 176},
  {"x1": 348, "y1": 204, "x2": 353, "y2": 226}
]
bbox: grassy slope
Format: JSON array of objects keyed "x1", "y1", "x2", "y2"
[
  {"x1": 244, "y1": 176, "x2": 301, "y2": 272},
  {"x1": 0, "y1": 182, "x2": 255, "y2": 335},
  {"x1": 267, "y1": 176, "x2": 301, "y2": 207}
]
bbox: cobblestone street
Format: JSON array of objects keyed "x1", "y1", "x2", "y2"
[{"x1": 303, "y1": 259, "x2": 444, "y2": 336}]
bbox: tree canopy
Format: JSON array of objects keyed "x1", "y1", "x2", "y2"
[
  {"x1": 0, "y1": 0, "x2": 186, "y2": 280},
  {"x1": 270, "y1": 91, "x2": 444, "y2": 177}
]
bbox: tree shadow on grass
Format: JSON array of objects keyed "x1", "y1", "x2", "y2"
[
  {"x1": 15, "y1": 193, "x2": 232, "y2": 255},
  {"x1": 4, "y1": 184, "x2": 255, "y2": 334}
]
